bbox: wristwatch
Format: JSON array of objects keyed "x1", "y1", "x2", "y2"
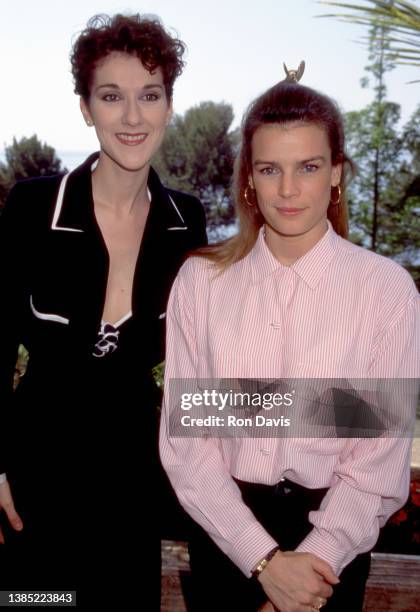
[{"x1": 251, "y1": 545, "x2": 280, "y2": 578}]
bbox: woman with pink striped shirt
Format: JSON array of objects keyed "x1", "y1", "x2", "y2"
[{"x1": 160, "y1": 77, "x2": 419, "y2": 612}]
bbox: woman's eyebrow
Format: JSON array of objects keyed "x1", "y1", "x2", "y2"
[
  {"x1": 299, "y1": 156, "x2": 326, "y2": 163},
  {"x1": 253, "y1": 159, "x2": 280, "y2": 166},
  {"x1": 95, "y1": 82, "x2": 164, "y2": 92},
  {"x1": 253, "y1": 156, "x2": 326, "y2": 166},
  {"x1": 95, "y1": 83, "x2": 120, "y2": 91}
]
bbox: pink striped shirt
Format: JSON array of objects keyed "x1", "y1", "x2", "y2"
[{"x1": 159, "y1": 223, "x2": 419, "y2": 576}]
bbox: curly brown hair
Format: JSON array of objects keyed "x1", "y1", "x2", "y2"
[{"x1": 70, "y1": 13, "x2": 186, "y2": 101}]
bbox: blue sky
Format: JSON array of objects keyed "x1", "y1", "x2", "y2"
[{"x1": 1, "y1": 0, "x2": 418, "y2": 155}]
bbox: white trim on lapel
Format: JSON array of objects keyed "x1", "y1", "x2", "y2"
[
  {"x1": 167, "y1": 194, "x2": 188, "y2": 230},
  {"x1": 51, "y1": 172, "x2": 84, "y2": 233},
  {"x1": 30, "y1": 296, "x2": 70, "y2": 325}
]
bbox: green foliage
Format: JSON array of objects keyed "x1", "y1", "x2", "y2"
[
  {"x1": 0, "y1": 135, "x2": 66, "y2": 208},
  {"x1": 152, "y1": 360, "x2": 164, "y2": 390},
  {"x1": 346, "y1": 102, "x2": 420, "y2": 266},
  {"x1": 153, "y1": 101, "x2": 237, "y2": 231},
  {"x1": 362, "y1": 21, "x2": 396, "y2": 96},
  {"x1": 14, "y1": 345, "x2": 29, "y2": 390},
  {"x1": 320, "y1": 4, "x2": 420, "y2": 273},
  {"x1": 333, "y1": 4, "x2": 420, "y2": 270},
  {"x1": 345, "y1": 101, "x2": 399, "y2": 239},
  {"x1": 320, "y1": 1, "x2": 420, "y2": 73},
  {"x1": 354, "y1": 9, "x2": 397, "y2": 251}
]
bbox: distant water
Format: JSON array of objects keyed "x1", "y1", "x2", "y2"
[
  {"x1": 58, "y1": 151, "x2": 91, "y2": 171},
  {"x1": 0, "y1": 149, "x2": 90, "y2": 172}
]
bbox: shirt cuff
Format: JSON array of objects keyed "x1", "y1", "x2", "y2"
[
  {"x1": 230, "y1": 521, "x2": 279, "y2": 577},
  {"x1": 295, "y1": 529, "x2": 355, "y2": 575},
  {"x1": 0, "y1": 473, "x2": 7, "y2": 485}
]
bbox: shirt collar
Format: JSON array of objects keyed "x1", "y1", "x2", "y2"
[
  {"x1": 51, "y1": 152, "x2": 187, "y2": 233},
  {"x1": 249, "y1": 221, "x2": 339, "y2": 289}
]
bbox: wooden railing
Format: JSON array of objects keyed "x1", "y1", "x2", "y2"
[
  {"x1": 161, "y1": 543, "x2": 420, "y2": 612},
  {"x1": 363, "y1": 553, "x2": 420, "y2": 611}
]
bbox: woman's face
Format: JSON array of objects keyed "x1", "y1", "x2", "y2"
[
  {"x1": 250, "y1": 122, "x2": 341, "y2": 249},
  {"x1": 80, "y1": 51, "x2": 172, "y2": 172}
]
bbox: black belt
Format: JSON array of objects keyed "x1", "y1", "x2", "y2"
[{"x1": 233, "y1": 476, "x2": 329, "y2": 501}]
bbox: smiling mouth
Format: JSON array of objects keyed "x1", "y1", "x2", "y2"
[{"x1": 116, "y1": 133, "x2": 148, "y2": 146}]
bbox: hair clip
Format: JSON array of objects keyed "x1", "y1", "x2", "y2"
[{"x1": 283, "y1": 61, "x2": 305, "y2": 83}]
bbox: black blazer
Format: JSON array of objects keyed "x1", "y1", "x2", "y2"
[{"x1": 0, "y1": 152, "x2": 207, "y2": 473}]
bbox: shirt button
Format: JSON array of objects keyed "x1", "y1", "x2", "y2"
[{"x1": 260, "y1": 449, "x2": 271, "y2": 455}]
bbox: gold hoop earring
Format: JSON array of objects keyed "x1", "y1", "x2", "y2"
[
  {"x1": 330, "y1": 185, "x2": 341, "y2": 206},
  {"x1": 244, "y1": 185, "x2": 256, "y2": 207}
]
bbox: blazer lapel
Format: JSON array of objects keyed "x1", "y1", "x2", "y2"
[
  {"x1": 132, "y1": 167, "x2": 190, "y2": 323},
  {"x1": 49, "y1": 153, "x2": 109, "y2": 351}
]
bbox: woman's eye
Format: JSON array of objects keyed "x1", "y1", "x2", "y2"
[
  {"x1": 102, "y1": 94, "x2": 120, "y2": 102},
  {"x1": 142, "y1": 93, "x2": 160, "y2": 102},
  {"x1": 260, "y1": 167, "x2": 277, "y2": 176},
  {"x1": 303, "y1": 164, "x2": 318, "y2": 173}
]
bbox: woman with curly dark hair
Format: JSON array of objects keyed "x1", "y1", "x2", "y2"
[{"x1": 0, "y1": 13, "x2": 206, "y2": 608}]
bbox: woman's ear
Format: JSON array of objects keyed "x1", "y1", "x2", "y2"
[
  {"x1": 331, "y1": 163, "x2": 342, "y2": 187},
  {"x1": 80, "y1": 97, "x2": 93, "y2": 127}
]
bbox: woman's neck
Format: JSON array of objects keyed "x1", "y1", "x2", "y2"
[
  {"x1": 264, "y1": 219, "x2": 329, "y2": 266},
  {"x1": 91, "y1": 151, "x2": 150, "y2": 215}
]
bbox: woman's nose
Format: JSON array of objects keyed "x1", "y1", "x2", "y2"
[
  {"x1": 278, "y1": 172, "x2": 299, "y2": 198},
  {"x1": 122, "y1": 99, "x2": 143, "y2": 126}
]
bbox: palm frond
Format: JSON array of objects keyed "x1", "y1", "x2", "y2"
[{"x1": 319, "y1": 0, "x2": 420, "y2": 70}]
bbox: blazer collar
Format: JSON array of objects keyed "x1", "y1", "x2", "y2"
[
  {"x1": 147, "y1": 165, "x2": 188, "y2": 231},
  {"x1": 51, "y1": 151, "x2": 188, "y2": 233}
]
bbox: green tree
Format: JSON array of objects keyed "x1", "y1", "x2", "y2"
[
  {"x1": 0, "y1": 135, "x2": 66, "y2": 208},
  {"x1": 322, "y1": 1, "x2": 419, "y2": 283},
  {"x1": 321, "y1": 0, "x2": 420, "y2": 73},
  {"x1": 395, "y1": 104, "x2": 420, "y2": 285},
  {"x1": 153, "y1": 101, "x2": 237, "y2": 233},
  {"x1": 345, "y1": 103, "x2": 419, "y2": 266},
  {"x1": 361, "y1": 13, "x2": 396, "y2": 250},
  {"x1": 345, "y1": 101, "x2": 399, "y2": 244}
]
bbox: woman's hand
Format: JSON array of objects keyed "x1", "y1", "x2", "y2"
[
  {"x1": 258, "y1": 550, "x2": 339, "y2": 612},
  {"x1": 0, "y1": 480, "x2": 23, "y2": 543}
]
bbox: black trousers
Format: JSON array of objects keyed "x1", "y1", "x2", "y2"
[
  {"x1": 188, "y1": 478, "x2": 371, "y2": 612},
  {"x1": 0, "y1": 462, "x2": 162, "y2": 610},
  {"x1": 0, "y1": 386, "x2": 163, "y2": 610}
]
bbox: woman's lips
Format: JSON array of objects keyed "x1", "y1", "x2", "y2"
[
  {"x1": 277, "y1": 207, "x2": 306, "y2": 216},
  {"x1": 116, "y1": 133, "x2": 148, "y2": 146}
]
